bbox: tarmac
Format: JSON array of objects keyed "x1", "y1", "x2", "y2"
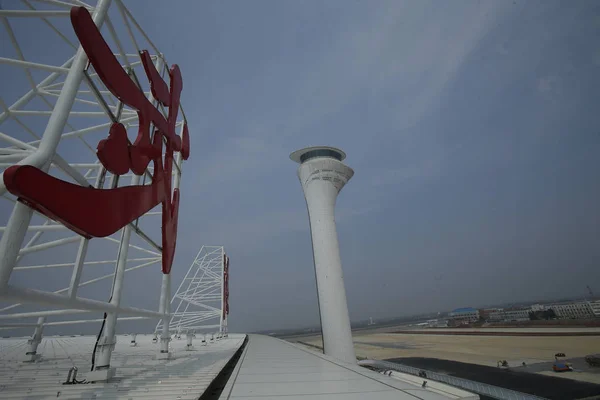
[
  {"x1": 387, "y1": 357, "x2": 600, "y2": 400},
  {"x1": 290, "y1": 326, "x2": 600, "y2": 396}
]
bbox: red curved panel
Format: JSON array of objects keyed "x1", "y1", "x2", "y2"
[{"x1": 4, "y1": 165, "x2": 165, "y2": 238}]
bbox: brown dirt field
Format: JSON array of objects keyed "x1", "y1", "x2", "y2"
[
  {"x1": 294, "y1": 330, "x2": 600, "y2": 384},
  {"x1": 351, "y1": 333, "x2": 600, "y2": 366}
]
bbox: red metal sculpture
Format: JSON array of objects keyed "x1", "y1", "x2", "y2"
[
  {"x1": 3, "y1": 6, "x2": 190, "y2": 274},
  {"x1": 223, "y1": 255, "x2": 229, "y2": 317}
]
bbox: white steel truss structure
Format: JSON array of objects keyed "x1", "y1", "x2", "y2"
[
  {"x1": 156, "y1": 246, "x2": 229, "y2": 335},
  {"x1": 0, "y1": 0, "x2": 190, "y2": 380}
]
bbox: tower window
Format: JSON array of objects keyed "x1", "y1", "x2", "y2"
[{"x1": 300, "y1": 149, "x2": 343, "y2": 163}]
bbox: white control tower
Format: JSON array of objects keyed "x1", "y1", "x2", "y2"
[{"x1": 290, "y1": 146, "x2": 356, "y2": 364}]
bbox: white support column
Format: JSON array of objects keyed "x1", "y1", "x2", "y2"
[
  {"x1": 291, "y1": 147, "x2": 357, "y2": 365},
  {"x1": 68, "y1": 167, "x2": 103, "y2": 298},
  {"x1": 185, "y1": 331, "x2": 193, "y2": 350},
  {"x1": 157, "y1": 119, "x2": 182, "y2": 358},
  {"x1": 23, "y1": 316, "x2": 44, "y2": 362},
  {"x1": 0, "y1": 0, "x2": 113, "y2": 289},
  {"x1": 88, "y1": 215, "x2": 135, "y2": 380},
  {"x1": 68, "y1": 238, "x2": 90, "y2": 298},
  {"x1": 157, "y1": 272, "x2": 171, "y2": 359}
]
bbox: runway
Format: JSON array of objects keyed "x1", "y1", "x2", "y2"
[{"x1": 387, "y1": 357, "x2": 600, "y2": 400}]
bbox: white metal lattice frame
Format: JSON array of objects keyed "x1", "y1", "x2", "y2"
[
  {"x1": 156, "y1": 246, "x2": 227, "y2": 335},
  {"x1": 0, "y1": 0, "x2": 189, "y2": 370}
]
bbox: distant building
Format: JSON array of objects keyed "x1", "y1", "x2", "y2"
[
  {"x1": 479, "y1": 308, "x2": 502, "y2": 320},
  {"x1": 448, "y1": 308, "x2": 479, "y2": 325},
  {"x1": 531, "y1": 304, "x2": 550, "y2": 312},
  {"x1": 589, "y1": 300, "x2": 600, "y2": 317},
  {"x1": 551, "y1": 302, "x2": 594, "y2": 319},
  {"x1": 426, "y1": 319, "x2": 448, "y2": 328},
  {"x1": 502, "y1": 309, "x2": 530, "y2": 321},
  {"x1": 488, "y1": 310, "x2": 503, "y2": 322},
  {"x1": 488, "y1": 308, "x2": 529, "y2": 322}
]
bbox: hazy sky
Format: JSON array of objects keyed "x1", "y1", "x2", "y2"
[{"x1": 2, "y1": 0, "x2": 600, "y2": 334}]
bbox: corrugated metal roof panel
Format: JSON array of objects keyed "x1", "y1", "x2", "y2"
[
  {"x1": 220, "y1": 335, "x2": 476, "y2": 399},
  {"x1": 0, "y1": 334, "x2": 245, "y2": 399}
]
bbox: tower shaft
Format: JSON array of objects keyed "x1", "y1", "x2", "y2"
[{"x1": 293, "y1": 148, "x2": 356, "y2": 364}]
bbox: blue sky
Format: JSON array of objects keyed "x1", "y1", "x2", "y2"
[
  {"x1": 3, "y1": 0, "x2": 600, "y2": 334},
  {"x1": 147, "y1": 0, "x2": 600, "y2": 332}
]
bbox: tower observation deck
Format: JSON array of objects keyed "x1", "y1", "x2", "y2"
[{"x1": 291, "y1": 146, "x2": 356, "y2": 364}]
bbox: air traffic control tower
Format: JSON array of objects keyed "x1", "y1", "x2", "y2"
[{"x1": 290, "y1": 146, "x2": 356, "y2": 364}]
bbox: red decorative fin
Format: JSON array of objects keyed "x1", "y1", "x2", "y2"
[
  {"x1": 70, "y1": 7, "x2": 149, "y2": 112},
  {"x1": 96, "y1": 123, "x2": 130, "y2": 175},
  {"x1": 181, "y1": 123, "x2": 190, "y2": 160},
  {"x1": 161, "y1": 189, "x2": 180, "y2": 274},
  {"x1": 4, "y1": 165, "x2": 165, "y2": 238},
  {"x1": 141, "y1": 50, "x2": 170, "y2": 106},
  {"x1": 223, "y1": 255, "x2": 229, "y2": 316}
]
